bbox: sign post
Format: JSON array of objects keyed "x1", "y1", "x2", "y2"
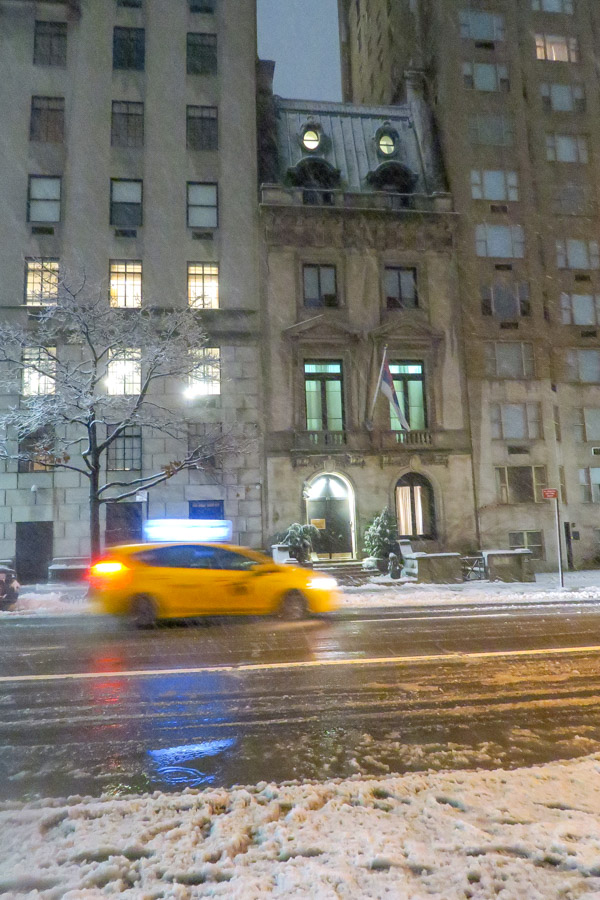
[{"x1": 542, "y1": 488, "x2": 563, "y2": 588}]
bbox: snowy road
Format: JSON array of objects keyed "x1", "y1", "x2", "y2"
[{"x1": 2, "y1": 602, "x2": 600, "y2": 800}]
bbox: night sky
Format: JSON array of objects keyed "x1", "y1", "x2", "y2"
[{"x1": 257, "y1": 0, "x2": 342, "y2": 101}]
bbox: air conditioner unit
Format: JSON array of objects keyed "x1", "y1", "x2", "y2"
[{"x1": 592, "y1": 447, "x2": 600, "y2": 456}]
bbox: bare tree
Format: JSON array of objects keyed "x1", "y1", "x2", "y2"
[{"x1": 0, "y1": 269, "x2": 246, "y2": 558}]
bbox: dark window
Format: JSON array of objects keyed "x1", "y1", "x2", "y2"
[
  {"x1": 187, "y1": 422, "x2": 222, "y2": 468},
  {"x1": 211, "y1": 548, "x2": 258, "y2": 570},
  {"x1": 384, "y1": 267, "x2": 418, "y2": 309},
  {"x1": 110, "y1": 179, "x2": 143, "y2": 227},
  {"x1": 187, "y1": 105, "x2": 218, "y2": 150},
  {"x1": 495, "y1": 465, "x2": 547, "y2": 503},
  {"x1": 509, "y1": 530, "x2": 544, "y2": 560},
  {"x1": 190, "y1": 0, "x2": 216, "y2": 10},
  {"x1": 27, "y1": 176, "x2": 61, "y2": 223},
  {"x1": 134, "y1": 545, "x2": 216, "y2": 568},
  {"x1": 187, "y1": 32, "x2": 217, "y2": 75},
  {"x1": 304, "y1": 360, "x2": 344, "y2": 432},
  {"x1": 117, "y1": 0, "x2": 142, "y2": 6},
  {"x1": 113, "y1": 27, "x2": 145, "y2": 71},
  {"x1": 481, "y1": 282, "x2": 530, "y2": 318},
  {"x1": 18, "y1": 427, "x2": 54, "y2": 473},
  {"x1": 111, "y1": 101, "x2": 144, "y2": 148},
  {"x1": 189, "y1": 500, "x2": 225, "y2": 519},
  {"x1": 104, "y1": 502, "x2": 143, "y2": 546},
  {"x1": 30, "y1": 96, "x2": 64, "y2": 143},
  {"x1": 396, "y1": 473, "x2": 436, "y2": 539},
  {"x1": 303, "y1": 265, "x2": 338, "y2": 307},
  {"x1": 34, "y1": 21, "x2": 67, "y2": 67},
  {"x1": 107, "y1": 426, "x2": 142, "y2": 470}
]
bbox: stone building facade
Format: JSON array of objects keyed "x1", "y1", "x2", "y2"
[
  {"x1": 338, "y1": 0, "x2": 600, "y2": 569},
  {"x1": 258, "y1": 67, "x2": 478, "y2": 557},
  {"x1": 0, "y1": 0, "x2": 262, "y2": 578}
]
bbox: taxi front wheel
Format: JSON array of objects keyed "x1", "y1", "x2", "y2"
[
  {"x1": 129, "y1": 594, "x2": 158, "y2": 628},
  {"x1": 277, "y1": 590, "x2": 308, "y2": 620}
]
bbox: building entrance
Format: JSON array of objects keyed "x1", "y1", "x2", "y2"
[{"x1": 306, "y1": 473, "x2": 355, "y2": 559}]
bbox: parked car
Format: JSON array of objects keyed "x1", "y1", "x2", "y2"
[
  {"x1": 0, "y1": 565, "x2": 19, "y2": 610},
  {"x1": 87, "y1": 542, "x2": 339, "y2": 626}
]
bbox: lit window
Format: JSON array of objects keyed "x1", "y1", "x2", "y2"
[
  {"x1": 187, "y1": 263, "x2": 219, "y2": 309},
  {"x1": 187, "y1": 182, "x2": 218, "y2": 228},
  {"x1": 186, "y1": 106, "x2": 218, "y2": 150},
  {"x1": 509, "y1": 531, "x2": 544, "y2": 560},
  {"x1": 396, "y1": 473, "x2": 435, "y2": 539},
  {"x1": 535, "y1": 34, "x2": 578, "y2": 62},
  {"x1": 22, "y1": 347, "x2": 56, "y2": 395},
  {"x1": 495, "y1": 466, "x2": 547, "y2": 503},
  {"x1": 459, "y1": 10, "x2": 505, "y2": 41},
  {"x1": 304, "y1": 361, "x2": 344, "y2": 432},
  {"x1": 490, "y1": 403, "x2": 541, "y2": 440},
  {"x1": 30, "y1": 96, "x2": 64, "y2": 143},
  {"x1": 463, "y1": 62, "x2": 510, "y2": 92},
  {"x1": 476, "y1": 224, "x2": 525, "y2": 258},
  {"x1": 111, "y1": 101, "x2": 144, "y2": 148},
  {"x1": 556, "y1": 239, "x2": 599, "y2": 270},
  {"x1": 390, "y1": 362, "x2": 426, "y2": 430},
  {"x1": 27, "y1": 176, "x2": 61, "y2": 223},
  {"x1": 110, "y1": 179, "x2": 143, "y2": 228},
  {"x1": 540, "y1": 82, "x2": 585, "y2": 112},
  {"x1": 109, "y1": 260, "x2": 142, "y2": 308},
  {"x1": 33, "y1": 21, "x2": 67, "y2": 67},
  {"x1": 18, "y1": 426, "x2": 54, "y2": 473},
  {"x1": 532, "y1": 0, "x2": 573, "y2": 12},
  {"x1": 302, "y1": 129, "x2": 321, "y2": 151},
  {"x1": 107, "y1": 425, "x2": 142, "y2": 471},
  {"x1": 471, "y1": 169, "x2": 519, "y2": 201},
  {"x1": 187, "y1": 32, "x2": 217, "y2": 75},
  {"x1": 186, "y1": 348, "x2": 220, "y2": 398},
  {"x1": 566, "y1": 348, "x2": 600, "y2": 382},
  {"x1": 378, "y1": 133, "x2": 396, "y2": 155},
  {"x1": 484, "y1": 342, "x2": 535, "y2": 378},
  {"x1": 106, "y1": 348, "x2": 141, "y2": 395},
  {"x1": 546, "y1": 133, "x2": 588, "y2": 163},
  {"x1": 481, "y1": 282, "x2": 530, "y2": 318},
  {"x1": 25, "y1": 259, "x2": 59, "y2": 305}
]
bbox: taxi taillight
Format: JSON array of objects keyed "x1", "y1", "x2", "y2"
[{"x1": 89, "y1": 560, "x2": 129, "y2": 577}]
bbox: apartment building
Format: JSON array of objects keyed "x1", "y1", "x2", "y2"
[
  {"x1": 339, "y1": 0, "x2": 600, "y2": 568},
  {"x1": 0, "y1": 0, "x2": 262, "y2": 578},
  {"x1": 257, "y1": 62, "x2": 477, "y2": 556}
]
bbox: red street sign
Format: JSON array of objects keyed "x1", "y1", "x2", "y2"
[{"x1": 542, "y1": 488, "x2": 559, "y2": 500}]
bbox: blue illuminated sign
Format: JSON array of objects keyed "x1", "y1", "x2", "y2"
[{"x1": 143, "y1": 519, "x2": 233, "y2": 543}]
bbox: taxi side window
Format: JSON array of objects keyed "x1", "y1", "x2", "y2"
[
  {"x1": 134, "y1": 546, "x2": 215, "y2": 568},
  {"x1": 211, "y1": 548, "x2": 257, "y2": 571}
]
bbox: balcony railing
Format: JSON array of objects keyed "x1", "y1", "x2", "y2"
[
  {"x1": 260, "y1": 184, "x2": 454, "y2": 215},
  {"x1": 294, "y1": 431, "x2": 347, "y2": 451},
  {"x1": 373, "y1": 430, "x2": 433, "y2": 449}
]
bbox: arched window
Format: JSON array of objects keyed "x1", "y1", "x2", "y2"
[
  {"x1": 395, "y1": 473, "x2": 436, "y2": 539},
  {"x1": 288, "y1": 157, "x2": 341, "y2": 206}
]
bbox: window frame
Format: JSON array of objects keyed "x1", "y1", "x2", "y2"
[
  {"x1": 508, "y1": 530, "x2": 545, "y2": 560},
  {"x1": 22, "y1": 347, "x2": 57, "y2": 396},
  {"x1": 484, "y1": 341, "x2": 535, "y2": 378},
  {"x1": 111, "y1": 101, "x2": 144, "y2": 148},
  {"x1": 187, "y1": 182, "x2": 218, "y2": 229},
  {"x1": 476, "y1": 224, "x2": 525, "y2": 258},
  {"x1": 187, "y1": 262, "x2": 219, "y2": 309},
  {"x1": 24, "y1": 258, "x2": 59, "y2": 306},
  {"x1": 29, "y1": 96, "x2": 65, "y2": 143},
  {"x1": 481, "y1": 281, "x2": 530, "y2": 318},
  {"x1": 468, "y1": 114, "x2": 514, "y2": 146},
  {"x1": 33, "y1": 21, "x2": 67, "y2": 67},
  {"x1": 566, "y1": 348, "x2": 600, "y2": 383},
  {"x1": 384, "y1": 266, "x2": 418, "y2": 310},
  {"x1": 546, "y1": 133, "x2": 589, "y2": 163},
  {"x1": 462, "y1": 61, "x2": 510, "y2": 92},
  {"x1": 109, "y1": 260, "x2": 142, "y2": 308},
  {"x1": 106, "y1": 425, "x2": 142, "y2": 471},
  {"x1": 186, "y1": 105, "x2": 218, "y2": 151},
  {"x1": 187, "y1": 347, "x2": 221, "y2": 398},
  {"x1": 535, "y1": 33, "x2": 579, "y2": 63},
  {"x1": 106, "y1": 348, "x2": 142, "y2": 396},
  {"x1": 555, "y1": 238, "x2": 599, "y2": 270},
  {"x1": 560, "y1": 293, "x2": 600, "y2": 325},
  {"x1": 459, "y1": 9, "x2": 505, "y2": 41},
  {"x1": 532, "y1": 0, "x2": 573, "y2": 13},
  {"x1": 186, "y1": 32, "x2": 217, "y2": 75},
  {"x1": 303, "y1": 360, "x2": 345, "y2": 433},
  {"x1": 471, "y1": 169, "x2": 519, "y2": 202},
  {"x1": 490, "y1": 402, "x2": 541, "y2": 440},
  {"x1": 112, "y1": 26, "x2": 145, "y2": 71},
  {"x1": 110, "y1": 179, "x2": 143, "y2": 228},
  {"x1": 302, "y1": 264, "x2": 338, "y2": 308},
  {"x1": 495, "y1": 465, "x2": 548, "y2": 503},
  {"x1": 27, "y1": 175, "x2": 61, "y2": 224},
  {"x1": 540, "y1": 82, "x2": 585, "y2": 112}
]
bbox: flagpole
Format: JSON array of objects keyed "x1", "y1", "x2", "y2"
[{"x1": 366, "y1": 344, "x2": 387, "y2": 430}]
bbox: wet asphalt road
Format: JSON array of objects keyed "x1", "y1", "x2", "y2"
[{"x1": 2, "y1": 599, "x2": 600, "y2": 800}]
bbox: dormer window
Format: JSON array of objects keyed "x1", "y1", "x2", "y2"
[
  {"x1": 378, "y1": 133, "x2": 396, "y2": 156},
  {"x1": 301, "y1": 126, "x2": 321, "y2": 152}
]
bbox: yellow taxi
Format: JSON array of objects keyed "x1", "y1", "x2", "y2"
[{"x1": 88, "y1": 542, "x2": 339, "y2": 626}]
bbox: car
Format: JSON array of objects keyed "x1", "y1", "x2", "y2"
[
  {"x1": 87, "y1": 542, "x2": 340, "y2": 626},
  {"x1": 0, "y1": 565, "x2": 19, "y2": 611}
]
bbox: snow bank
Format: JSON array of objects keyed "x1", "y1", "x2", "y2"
[
  {"x1": 2, "y1": 754, "x2": 600, "y2": 898},
  {"x1": 341, "y1": 570, "x2": 600, "y2": 608},
  {"x1": 0, "y1": 591, "x2": 90, "y2": 616}
]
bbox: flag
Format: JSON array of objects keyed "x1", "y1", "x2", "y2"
[{"x1": 381, "y1": 357, "x2": 410, "y2": 431}]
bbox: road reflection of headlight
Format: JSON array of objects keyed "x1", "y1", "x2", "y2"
[
  {"x1": 148, "y1": 739, "x2": 235, "y2": 765},
  {"x1": 307, "y1": 576, "x2": 337, "y2": 591}
]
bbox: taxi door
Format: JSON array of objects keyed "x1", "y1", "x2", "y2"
[
  {"x1": 143, "y1": 545, "x2": 218, "y2": 616},
  {"x1": 208, "y1": 547, "x2": 264, "y2": 614}
]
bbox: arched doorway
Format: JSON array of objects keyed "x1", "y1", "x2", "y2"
[
  {"x1": 305, "y1": 473, "x2": 356, "y2": 559},
  {"x1": 395, "y1": 473, "x2": 436, "y2": 540}
]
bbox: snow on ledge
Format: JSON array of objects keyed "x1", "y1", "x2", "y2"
[{"x1": 2, "y1": 754, "x2": 600, "y2": 897}]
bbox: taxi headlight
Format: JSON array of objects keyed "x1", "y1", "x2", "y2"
[{"x1": 307, "y1": 576, "x2": 337, "y2": 591}]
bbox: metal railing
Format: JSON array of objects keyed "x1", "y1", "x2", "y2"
[
  {"x1": 294, "y1": 431, "x2": 347, "y2": 450},
  {"x1": 260, "y1": 184, "x2": 453, "y2": 214}
]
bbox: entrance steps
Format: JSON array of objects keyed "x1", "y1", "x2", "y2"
[{"x1": 312, "y1": 559, "x2": 373, "y2": 586}]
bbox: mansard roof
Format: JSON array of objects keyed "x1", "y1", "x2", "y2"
[{"x1": 275, "y1": 97, "x2": 444, "y2": 195}]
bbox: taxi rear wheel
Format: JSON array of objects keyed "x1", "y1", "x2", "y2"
[
  {"x1": 277, "y1": 590, "x2": 308, "y2": 620},
  {"x1": 129, "y1": 594, "x2": 157, "y2": 628}
]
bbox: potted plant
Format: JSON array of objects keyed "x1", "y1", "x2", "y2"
[
  {"x1": 363, "y1": 507, "x2": 400, "y2": 574},
  {"x1": 281, "y1": 523, "x2": 320, "y2": 566}
]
